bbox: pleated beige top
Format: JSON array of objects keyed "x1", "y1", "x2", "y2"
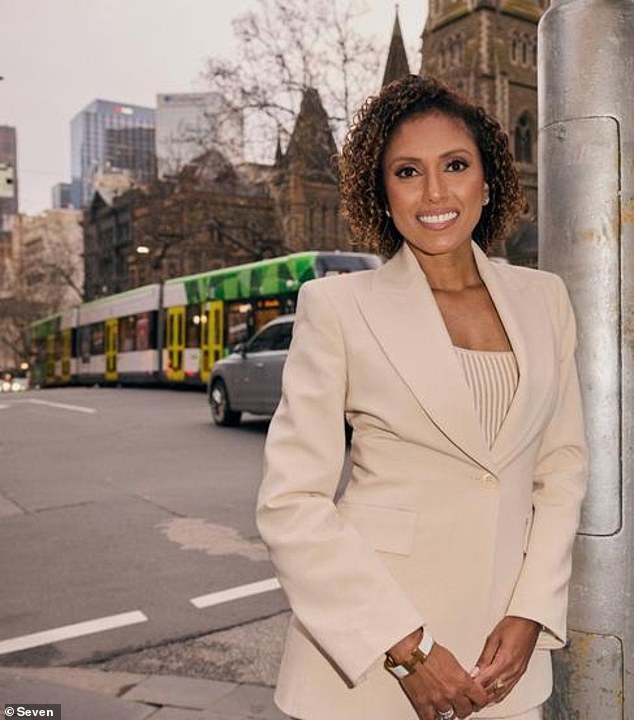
[{"x1": 455, "y1": 347, "x2": 519, "y2": 449}]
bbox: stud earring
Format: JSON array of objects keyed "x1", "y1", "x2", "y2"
[{"x1": 385, "y1": 207, "x2": 392, "y2": 218}]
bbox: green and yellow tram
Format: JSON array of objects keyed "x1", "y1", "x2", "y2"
[{"x1": 30, "y1": 250, "x2": 379, "y2": 388}]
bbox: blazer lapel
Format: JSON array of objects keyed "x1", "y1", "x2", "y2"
[
  {"x1": 353, "y1": 243, "x2": 497, "y2": 473},
  {"x1": 473, "y1": 247, "x2": 556, "y2": 467}
]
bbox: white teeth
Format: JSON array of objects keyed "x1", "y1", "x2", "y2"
[{"x1": 417, "y1": 211, "x2": 458, "y2": 224}]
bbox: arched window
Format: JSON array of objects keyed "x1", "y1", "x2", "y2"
[
  {"x1": 514, "y1": 112, "x2": 533, "y2": 164},
  {"x1": 532, "y1": 41, "x2": 537, "y2": 67},
  {"x1": 522, "y1": 36, "x2": 528, "y2": 66},
  {"x1": 439, "y1": 42, "x2": 446, "y2": 70},
  {"x1": 511, "y1": 35, "x2": 518, "y2": 64}
]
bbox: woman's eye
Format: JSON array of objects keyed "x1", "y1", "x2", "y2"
[
  {"x1": 395, "y1": 166, "x2": 418, "y2": 178},
  {"x1": 446, "y1": 159, "x2": 468, "y2": 172}
]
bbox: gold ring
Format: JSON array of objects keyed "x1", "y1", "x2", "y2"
[{"x1": 493, "y1": 678, "x2": 506, "y2": 692}]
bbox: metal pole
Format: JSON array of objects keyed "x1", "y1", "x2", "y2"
[{"x1": 538, "y1": 1, "x2": 634, "y2": 717}]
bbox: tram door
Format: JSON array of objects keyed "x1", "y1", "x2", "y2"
[
  {"x1": 166, "y1": 307, "x2": 185, "y2": 382},
  {"x1": 105, "y1": 319, "x2": 118, "y2": 382},
  {"x1": 200, "y1": 300, "x2": 224, "y2": 384},
  {"x1": 61, "y1": 328, "x2": 72, "y2": 383}
]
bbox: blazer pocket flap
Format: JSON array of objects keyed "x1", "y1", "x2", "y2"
[{"x1": 337, "y1": 501, "x2": 417, "y2": 556}]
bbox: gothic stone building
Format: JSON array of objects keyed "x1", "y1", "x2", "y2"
[
  {"x1": 420, "y1": 0, "x2": 545, "y2": 261},
  {"x1": 83, "y1": 87, "x2": 346, "y2": 300}
]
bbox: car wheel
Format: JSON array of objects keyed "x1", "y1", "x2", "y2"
[{"x1": 210, "y1": 379, "x2": 242, "y2": 426}]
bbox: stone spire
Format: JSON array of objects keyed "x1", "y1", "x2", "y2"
[
  {"x1": 382, "y1": 6, "x2": 411, "y2": 87},
  {"x1": 282, "y1": 87, "x2": 338, "y2": 180}
]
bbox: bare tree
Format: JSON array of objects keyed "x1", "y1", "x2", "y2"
[
  {"x1": 0, "y1": 210, "x2": 83, "y2": 364},
  {"x1": 0, "y1": 295, "x2": 47, "y2": 366},
  {"x1": 200, "y1": 0, "x2": 382, "y2": 162}
]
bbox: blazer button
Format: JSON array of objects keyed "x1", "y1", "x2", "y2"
[{"x1": 481, "y1": 472, "x2": 498, "y2": 487}]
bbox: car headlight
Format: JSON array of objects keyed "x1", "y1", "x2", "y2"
[{"x1": 1, "y1": 381, "x2": 11, "y2": 392}]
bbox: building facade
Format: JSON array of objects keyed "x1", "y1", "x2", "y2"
[
  {"x1": 83, "y1": 87, "x2": 347, "y2": 300},
  {"x1": 155, "y1": 92, "x2": 243, "y2": 178},
  {"x1": 0, "y1": 126, "x2": 19, "y2": 366},
  {"x1": 13, "y1": 209, "x2": 84, "y2": 310},
  {"x1": 0, "y1": 215, "x2": 19, "y2": 368},
  {"x1": 421, "y1": 0, "x2": 545, "y2": 260},
  {"x1": 70, "y1": 99, "x2": 156, "y2": 208},
  {"x1": 269, "y1": 88, "x2": 345, "y2": 253},
  {"x1": 82, "y1": 162, "x2": 281, "y2": 300},
  {"x1": 0, "y1": 125, "x2": 18, "y2": 219},
  {"x1": 51, "y1": 182, "x2": 72, "y2": 209},
  {"x1": 0, "y1": 209, "x2": 83, "y2": 366}
]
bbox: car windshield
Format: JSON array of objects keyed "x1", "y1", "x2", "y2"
[{"x1": 246, "y1": 322, "x2": 293, "y2": 353}]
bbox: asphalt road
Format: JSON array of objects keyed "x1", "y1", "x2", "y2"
[{"x1": 0, "y1": 386, "x2": 290, "y2": 670}]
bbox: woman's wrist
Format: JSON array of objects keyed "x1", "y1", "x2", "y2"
[{"x1": 387, "y1": 627, "x2": 425, "y2": 664}]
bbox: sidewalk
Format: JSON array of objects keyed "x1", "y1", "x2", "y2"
[{"x1": 0, "y1": 665, "x2": 286, "y2": 720}]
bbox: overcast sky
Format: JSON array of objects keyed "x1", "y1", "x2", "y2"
[{"x1": 0, "y1": 0, "x2": 428, "y2": 215}]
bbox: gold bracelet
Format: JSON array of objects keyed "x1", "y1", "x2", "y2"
[{"x1": 384, "y1": 630, "x2": 434, "y2": 679}]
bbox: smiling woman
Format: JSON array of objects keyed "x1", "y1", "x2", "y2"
[
  {"x1": 257, "y1": 75, "x2": 587, "y2": 720},
  {"x1": 340, "y1": 75, "x2": 523, "y2": 260},
  {"x1": 382, "y1": 112, "x2": 487, "y2": 263}
]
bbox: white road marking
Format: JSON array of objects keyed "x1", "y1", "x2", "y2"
[
  {"x1": 26, "y1": 398, "x2": 96, "y2": 414},
  {"x1": 0, "y1": 610, "x2": 148, "y2": 656},
  {"x1": 0, "y1": 404, "x2": 11, "y2": 410},
  {"x1": 191, "y1": 577, "x2": 282, "y2": 609},
  {"x1": 1, "y1": 580, "x2": 280, "y2": 655}
]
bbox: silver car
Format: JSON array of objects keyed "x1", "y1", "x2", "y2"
[{"x1": 208, "y1": 315, "x2": 294, "y2": 426}]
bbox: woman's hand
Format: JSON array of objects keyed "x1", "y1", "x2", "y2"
[
  {"x1": 473, "y1": 616, "x2": 541, "y2": 704},
  {"x1": 391, "y1": 636, "x2": 490, "y2": 720}
]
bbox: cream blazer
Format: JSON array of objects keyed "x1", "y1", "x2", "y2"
[{"x1": 256, "y1": 242, "x2": 588, "y2": 720}]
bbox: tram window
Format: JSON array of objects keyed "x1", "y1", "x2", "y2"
[
  {"x1": 186, "y1": 305, "x2": 202, "y2": 348},
  {"x1": 227, "y1": 302, "x2": 253, "y2": 347},
  {"x1": 254, "y1": 298, "x2": 282, "y2": 331},
  {"x1": 90, "y1": 323, "x2": 105, "y2": 354},
  {"x1": 34, "y1": 337, "x2": 46, "y2": 364},
  {"x1": 254, "y1": 307, "x2": 279, "y2": 330},
  {"x1": 119, "y1": 315, "x2": 136, "y2": 352},
  {"x1": 281, "y1": 297, "x2": 296, "y2": 315},
  {"x1": 136, "y1": 313, "x2": 151, "y2": 351},
  {"x1": 212, "y1": 306, "x2": 221, "y2": 347},
  {"x1": 79, "y1": 326, "x2": 91, "y2": 362},
  {"x1": 149, "y1": 312, "x2": 158, "y2": 349},
  {"x1": 316, "y1": 254, "x2": 380, "y2": 275}
]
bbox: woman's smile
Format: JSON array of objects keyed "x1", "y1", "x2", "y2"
[
  {"x1": 382, "y1": 111, "x2": 487, "y2": 262},
  {"x1": 416, "y1": 208, "x2": 460, "y2": 230}
]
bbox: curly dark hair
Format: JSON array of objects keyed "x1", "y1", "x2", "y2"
[{"x1": 339, "y1": 75, "x2": 524, "y2": 257}]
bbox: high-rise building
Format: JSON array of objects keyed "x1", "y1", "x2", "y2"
[
  {"x1": 51, "y1": 182, "x2": 72, "y2": 209},
  {"x1": 155, "y1": 92, "x2": 243, "y2": 177},
  {"x1": 70, "y1": 99, "x2": 156, "y2": 208},
  {"x1": 0, "y1": 125, "x2": 18, "y2": 219}
]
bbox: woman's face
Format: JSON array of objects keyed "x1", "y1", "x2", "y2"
[{"x1": 382, "y1": 111, "x2": 487, "y2": 261}]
